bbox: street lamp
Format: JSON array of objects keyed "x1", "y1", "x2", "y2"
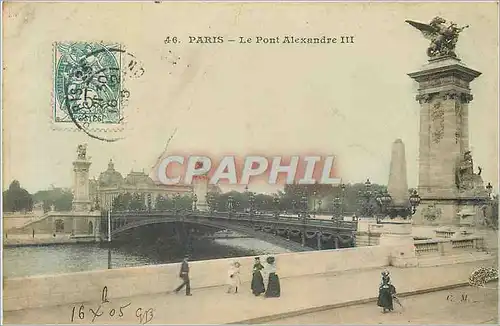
[
  {"x1": 486, "y1": 182, "x2": 493, "y2": 199},
  {"x1": 249, "y1": 192, "x2": 256, "y2": 218},
  {"x1": 227, "y1": 196, "x2": 234, "y2": 215},
  {"x1": 173, "y1": 193, "x2": 180, "y2": 213},
  {"x1": 206, "y1": 192, "x2": 215, "y2": 213},
  {"x1": 332, "y1": 197, "x2": 342, "y2": 219},
  {"x1": 273, "y1": 196, "x2": 280, "y2": 219},
  {"x1": 192, "y1": 194, "x2": 198, "y2": 211},
  {"x1": 408, "y1": 189, "x2": 421, "y2": 215},
  {"x1": 291, "y1": 199, "x2": 297, "y2": 216},
  {"x1": 376, "y1": 190, "x2": 393, "y2": 213},
  {"x1": 313, "y1": 191, "x2": 318, "y2": 218},
  {"x1": 300, "y1": 193, "x2": 308, "y2": 222},
  {"x1": 340, "y1": 183, "x2": 346, "y2": 217},
  {"x1": 147, "y1": 193, "x2": 152, "y2": 212},
  {"x1": 358, "y1": 178, "x2": 375, "y2": 217}
]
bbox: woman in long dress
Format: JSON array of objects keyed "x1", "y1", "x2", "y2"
[
  {"x1": 377, "y1": 271, "x2": 395, "y2": 313},
  {"x1": 227, "y1": 261, "x2": 241, "y2": 294},
  {"x1": 264, "y1": 256, "x2": 281, "y2": 298},
  {"x1": 251, "y1": 257, "x2": 265, "y2": 296}
]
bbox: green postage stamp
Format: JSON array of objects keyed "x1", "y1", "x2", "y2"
[{"x1": 52, "y1": 42, "x2": 126, "y2": 130}]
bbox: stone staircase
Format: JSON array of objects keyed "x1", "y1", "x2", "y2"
[{"x1": 417, "y1": 251, "x2": 495, "y2": 267}]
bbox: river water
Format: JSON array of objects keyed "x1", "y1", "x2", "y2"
[{"x1": 3, "y1": 237, "x2": 290, "y2": 278}]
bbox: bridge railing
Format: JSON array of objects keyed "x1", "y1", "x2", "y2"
[{"x1": 108, "y1": 210, "x2": 358, "y2": 231}]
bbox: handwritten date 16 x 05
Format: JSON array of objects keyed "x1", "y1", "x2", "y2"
[{"x1": 70, "y1": 286, "x2": 155, "y2": 324}]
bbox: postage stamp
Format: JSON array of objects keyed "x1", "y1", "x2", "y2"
[{"x1": 52, "y1": 42, "x2": 125, "y2": 130}]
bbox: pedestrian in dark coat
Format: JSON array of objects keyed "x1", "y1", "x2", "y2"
[
  {"x1": 251, "y1": 257, "x2": 265, "y2": 296},
  {"x1": 174, "y1": 256, "x2": 192, "y2": 296},
  {"x1": 264, "y1": 256, "x2": 281, "y2": 298},
  {"x1": 377, "y1": 271, "x2": 395, "y2": 313}
]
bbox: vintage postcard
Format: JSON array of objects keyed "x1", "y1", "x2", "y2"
[{"x1": 2, "y1": 1, "x2": 498, "y2": 325}]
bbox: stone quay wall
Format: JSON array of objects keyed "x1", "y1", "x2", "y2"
[{"x1": 3, "y1": 245, "x2": 392, "y2": 312}]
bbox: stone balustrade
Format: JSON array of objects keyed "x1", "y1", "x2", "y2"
[
  {"x1": 414, "y1": 239, "x2": 440, "y2": 255},
  {"x1": 435, "y1": 230, "x2": 456, "y2": 238},
  {"x1": 415, "y1": 236, "x2": 485, "y2": 256}
]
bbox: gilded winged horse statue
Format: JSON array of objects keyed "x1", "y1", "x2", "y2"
[{"x1": 406, "y1": 17, "x2": 469, "y2": 58}]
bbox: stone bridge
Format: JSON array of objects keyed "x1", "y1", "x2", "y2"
[{"x1": 107, "y1": 211, "x2": 358, "y2": 251}]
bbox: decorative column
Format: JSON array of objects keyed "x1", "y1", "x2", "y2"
[
  {"x1": 406, "y1": 17, "x2": 489, "y2": 227},
  {"x1": 72, "y1": 144, "x2": 92, "y2": 212},
  {"x1": 409, "y1": 60, "x2": 479, "y2": 201}
]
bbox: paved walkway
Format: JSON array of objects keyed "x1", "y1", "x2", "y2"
[
  {"x1": 3, "y1": 260, "x2": 494, "y2": 325},
  {"x1": 273, "y1": 282, "x2": 498, "y2": 324}
]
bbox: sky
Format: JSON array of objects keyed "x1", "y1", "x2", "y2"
[{"x1": 2, "y1": 2, "x2": 498, "y2": 195}]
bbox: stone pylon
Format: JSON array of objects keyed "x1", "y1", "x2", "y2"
[
  {"x1": 72, "y1": 144, "x2": 92, "y2": 212},
  {"x1": 408, "y1": 56, "x2": 488, "y2": 226},
  {"x1": 387, "y1": 139, "x2": 410, "y2": 207}
]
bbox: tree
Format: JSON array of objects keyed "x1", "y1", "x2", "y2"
[
  {"x1": 129, "y1": 193, "x2": 146, "y2": 211},
  {"x1": 3, "y1": 180, "x2": 34, "y2": 212},
  {"x1": 33, "y1": 187, "x2": 73, "y2": 212}
]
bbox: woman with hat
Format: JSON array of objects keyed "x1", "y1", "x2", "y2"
[
  {"x1": 251, "y1": 257, "x2": 266, "y2": 296},
  {"x1": 227, "y1": 261, "x2": 241, "y2": 294},
  {"x1": 264, "y1": 256, "x2": 281, "y2": 298},
  {"x1": 377, "y1": 271, "x2": 395, "y2": 313}
]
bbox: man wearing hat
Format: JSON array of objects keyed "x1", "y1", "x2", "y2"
[{"x1": 174, "y1": 256, "x2": 192, "y2": 296}]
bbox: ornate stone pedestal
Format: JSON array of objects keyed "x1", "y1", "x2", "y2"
[
  {"x1": 72, "y1": 145, "x2": 92, "y2": 212},
  {"x1": 377, "y1": 219, "x2": 418, "y2": 268},
  {"x1": 408, "y1": 56, "x2": 489, "y2": 227}
]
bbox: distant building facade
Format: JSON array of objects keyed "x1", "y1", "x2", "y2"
[{"x1": 89, "y1": 159, "x2": 193, "y2": 210}]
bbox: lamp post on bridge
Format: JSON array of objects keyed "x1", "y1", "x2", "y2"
[
  {"x1": 300, "y1": 193, "x2": 308, "y2": 222},
  {"x1": 486, "y1": 182, "x2": 493, "y2": 199},
  {"x1": 249, "y1": 192, "x2": 256, "y2": 219},
  {"x1": 313, "y1": 191, "x2": 318, "y2": 218},
  {"x1": 173, "y1": 193, "x2": 181, "y2": 215},
  {"x1": 376, "y1": 189, "x2": 421, "y2": 221},
  {"x1": 408, "y1": 189, "x2": 421, "y2": 215},
  {"x1": 340, "y1": 183, "x2": 346, "y2": 217},
  {"x1": 375, "y1": 190, "x2": 392, "y2": 223},
  {"x1": 147, "y1": 193, "x2": 152, "y2": 213},
  {"x1": 332, "y1": 197, "x2": 342, "y2": 221},
  {"x1": 273, "y1": 196, "x2": 280, "y2": 220},
  {"x1": 192, "y1": 194, "x2": 198, "y2": 212},
  {"x1": 358, "y1": 178, "x2": 375, "y2": 218},
  {"x1": 206, "y1": 192, "x2": 216, "y2": 215},
  {"x1": 227, "y1": 195, "x2": 234, "y2": 217}
]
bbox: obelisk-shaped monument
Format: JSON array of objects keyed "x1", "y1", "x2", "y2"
[{"x1": 387, "y1": 139, "x2": 410, "y2": 208}]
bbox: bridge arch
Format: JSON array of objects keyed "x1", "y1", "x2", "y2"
[{"x1": 110, "y1": 217, "x2": 312, "y2": 252}]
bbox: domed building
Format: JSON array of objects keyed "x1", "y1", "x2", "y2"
[{"x1": 89, "y1": 159, "x2": 192, "y2": 210}]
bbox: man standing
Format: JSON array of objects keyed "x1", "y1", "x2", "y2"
[{"x1": 174, "y1": 256, "x2": 192, "y2": 296}]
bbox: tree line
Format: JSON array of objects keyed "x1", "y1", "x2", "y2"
[
  {"x1": 2, "y1": 180, "x2": 73, "y2": 213},
  {"x1": 3, "y1": 179, "x2": 499, "y2": 229}
]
